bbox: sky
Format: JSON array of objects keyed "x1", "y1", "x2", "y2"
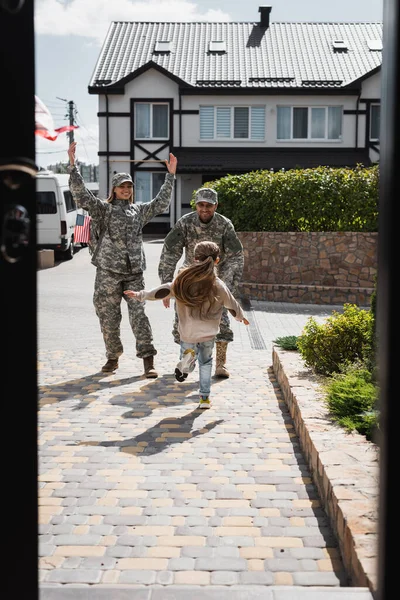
[{"x1": 34, "y1": 0, "x2": 384, "y2": 168}]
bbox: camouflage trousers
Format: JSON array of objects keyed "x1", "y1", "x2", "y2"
[
  {"x1": 93, "y1": 268, "x2": 156, "y2": 360},
  {"x1": 172, "y1": 304, "x2": 234, "y2": 345}
]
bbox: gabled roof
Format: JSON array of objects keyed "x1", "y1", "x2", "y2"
[{"x1": 89, "y1": 20, "x2": 382, "y2": 93}]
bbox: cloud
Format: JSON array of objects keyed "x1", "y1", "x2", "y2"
[{"x1": 35, "y1": 0, "x2": 231, "y2": 43}]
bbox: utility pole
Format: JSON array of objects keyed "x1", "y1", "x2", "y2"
[
  {"x1": 56, "y1": 97, "x2": 77, "y2": 144},
  {"x1": 67, "y1": 100, "x2": 76, "y2": 144}
]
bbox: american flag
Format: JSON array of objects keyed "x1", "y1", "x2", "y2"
[{"x1": 74, "y1": 214, "x2": 91, "y2": 244}]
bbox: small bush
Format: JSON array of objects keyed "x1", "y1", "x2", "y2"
[
  {"x1": 273, "y1": 336, "x2": 299, "y2": 351},
  {"x1": 297, "y1": 304, "x2": 374, "y2": 376},
  {"x1": 324, "y1": 365, "x2": 379, "y2": 441}
]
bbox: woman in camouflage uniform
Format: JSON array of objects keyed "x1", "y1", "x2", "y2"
[{"x1": 68, "y1": 142, "x2": 177, "y2": 378}]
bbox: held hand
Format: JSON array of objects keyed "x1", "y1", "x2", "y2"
[
  {"x1": 68, "y1": 142, "x2": 77, "y2": 166},
  {"x1": 124, "y1": 290, "x2": 140, "y2": 301},
  {"x1": 165, "y1": 153, "x2": 177, "y2": 175},
  {"x1": 163, "y1": 298, "x2": 170, "y2": 309},
  {"x1": 242, "y1": 318, "x2": 250, "y2": 326}
]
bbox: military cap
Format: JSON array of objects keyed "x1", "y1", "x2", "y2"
[
  {"x1": 195, "y1": 188, "x2": 218, "y2": 205},
  {"x1": 111, "y1": 172, "x2": 134, "y2": 187}
]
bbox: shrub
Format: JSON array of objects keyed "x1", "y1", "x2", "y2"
[
  {"x1": 273, "y1": 336, "x2": 299, "y2": 351},
  {"x1": 191, "y1": 164, "x2": 379, "y2": 232},
  {"x1": 324, "y1": 364, "x2": 379, "y2": 441},
  {"x1": 296, "y1": 304, "x2": 374, "y2": 376}
]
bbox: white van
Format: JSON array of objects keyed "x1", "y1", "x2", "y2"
[{"x1": 36, "y1": 171, "x2": 80, "y2": 260}]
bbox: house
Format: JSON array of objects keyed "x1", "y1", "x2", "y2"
[{"x1": 88, "y1": 5, "x2": 382, "y2": 232}]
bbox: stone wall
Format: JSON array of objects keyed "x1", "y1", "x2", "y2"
[{"x1": 237, "y1": 232, "x2": 377, "y2": 305}]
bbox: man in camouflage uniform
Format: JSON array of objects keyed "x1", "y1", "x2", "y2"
[
  {"x1": 158, "y1": 187, "x2": 244, "y2": 378},
  {"x1": 68, "y1": 141, "x2": 177, "y2": 377}
]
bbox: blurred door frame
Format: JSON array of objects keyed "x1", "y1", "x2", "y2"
[
  {"x1": 376, "y1": 1, "x2": 399, "y2": 599},
  {"x1": 1, "y1": 1, "x2": 38, "y2": 598}
]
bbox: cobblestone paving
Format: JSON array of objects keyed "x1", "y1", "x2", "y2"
[{"x1": 38, "y1": 243, "x2": 349, "y2": 589}]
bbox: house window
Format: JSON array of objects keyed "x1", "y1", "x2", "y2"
[
  {"x1": 277, "y1": 106, "x2": 342, "y2": 140},
  {"x1": 135, "y1": 103, "x2": 169, "y2": 139},
  {"x1": 370, "y1": 104, "x2": 380, "y2": 141},
  {"x1": 135, "y1": 171, "x2": 166, "y2": 205},
  {"x1": 200, "y1": 106, "x2": 265, "y2": 140}
]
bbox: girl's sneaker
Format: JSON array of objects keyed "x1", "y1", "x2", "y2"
[
  {"x1": 175, "y1": 348, "x2": 196, "y2": 382},
  {"x1": 198, "y1": 397, "x2": 211, "y2": 409}
]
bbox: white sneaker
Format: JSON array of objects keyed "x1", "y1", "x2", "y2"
[
  {"x1": 175, "y1": 349, "x2": 196, "y2": 382},
  {"x1": 198, "y1": 397, "x2": 211, "y2": 409}
]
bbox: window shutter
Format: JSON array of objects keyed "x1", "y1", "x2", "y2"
[
  {"x1": 200, "y1": 106, "x2": 215, "y2": 139},
  {"x1": 251, "y1": 107, "x2": 265, "y2": 140},
  {"x1": 216, "y1": 107, "x2": 231, "y2": 138}
]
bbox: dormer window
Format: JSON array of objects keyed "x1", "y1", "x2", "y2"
[
  {"x1": 332, "y1": 40, "x2": 348, "y2": 52},
  {"x1": 367, "y1": 39, "x2": 382, "y2": 51},
  {"x1": 209, "y1": 40, "x2": 226, "y2": 53},
  {"x1": 154, "y1": 40, "x2": 172, "y2": 53}
]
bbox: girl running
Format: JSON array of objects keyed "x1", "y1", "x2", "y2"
[{"x1": 124, "y1": 241, "x2": 249, "y2": 408}]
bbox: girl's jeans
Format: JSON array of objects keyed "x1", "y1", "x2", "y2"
[{"x1": 180, "y1": 339, "x2": 215, "y2": 398}]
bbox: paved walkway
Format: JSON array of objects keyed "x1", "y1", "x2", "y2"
[{"x1": 38, "y1": 239, "x2": 374, "y2": 598}]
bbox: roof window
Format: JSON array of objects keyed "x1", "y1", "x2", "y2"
[
  {"x1": 154, "y1": 41, "x2": 172, "y2": 53},
  {"x1": 209, "y1": 40, "x2": 226, "y2": 53},
  {"x1": 367, "y1": 39, "x2": 382, "y2": 51},
  {"x1": 332, "y1": 39, "x2": 348, "y2": 52}
]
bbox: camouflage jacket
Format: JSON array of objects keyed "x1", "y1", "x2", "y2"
[
  {"x1": 69, "y1": 165, "x2": 175, "y2": 274},
  {"x1": 158, "y1": 211, "x2": 244, "y2": 292}
]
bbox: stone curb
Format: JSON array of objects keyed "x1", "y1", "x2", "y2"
[
  {"x1": 272, "y1": 347, "x2": 378, "y2": 594},
  {"x1": 39, "y1": 584, "x2": 375, "y2": 599}
]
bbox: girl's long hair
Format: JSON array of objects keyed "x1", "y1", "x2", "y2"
[{"x1": 173, "y1": 241, "x2": 219, "y2": 319}]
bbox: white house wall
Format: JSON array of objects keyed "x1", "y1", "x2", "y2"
[
  {"x1": 360, "y1": 71, "x2": 381, "y2": 164},
  {"x1": 97, "y1": 70, "x2": 180, "y2": 197},
  {"x1": 360, "y1": 71, "x2": 381, "y2": 98}
]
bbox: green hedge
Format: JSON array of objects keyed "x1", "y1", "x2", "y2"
[{"x1": 192, "y1": 164, "x2": 379, "y2": 232}]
